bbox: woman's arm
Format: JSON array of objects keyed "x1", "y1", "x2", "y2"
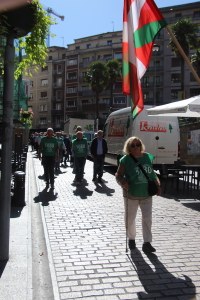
[{"x1": 115, "y1": 164, "x2": 129, "y2": 191}]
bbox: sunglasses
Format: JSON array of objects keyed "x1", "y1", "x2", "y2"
[{"x1": 130, "y1": 142, "x2": 141, "y2": 148}]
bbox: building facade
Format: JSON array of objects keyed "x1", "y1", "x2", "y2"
[{"x1": 27, "y1": 1, "x2": 200, "y2": 131}]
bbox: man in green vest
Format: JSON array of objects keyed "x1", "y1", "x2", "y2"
[{"x1": 39, "y1": 128, "x2": 59, "y2": 189}]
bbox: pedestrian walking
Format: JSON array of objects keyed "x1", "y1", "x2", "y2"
[
  {"x1": 72, "y1": 131, "x2": 88, "y2": 185},
  {"x1": 55, "y1": 131, "x2": 65, "y2": 172},
  {"x1": 115, "y1": 136, "x2": 161, "y2": 253},
  {"x1": 39, "y1": 128, "x2": 59, "y2": 189},
  {"x1": 63, "y1": 133, "x2": 72, "y2": 166},
  {"x1": 90, "y1": 130, "x2": 108, "y2": 183}
]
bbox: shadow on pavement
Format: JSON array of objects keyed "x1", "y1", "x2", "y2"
[
  {"x1": 73, "y1": 185, "x2": 93, "y2": 199},
  {"x1": 182, "y1": 201, "x2": 200, "y2": 212},
  {"x1": 34, "y1": 188, "x2": 58, "y2": 206},
  {"x1": 94, "y1": 182, "x2": 115, "y2": 196},
  {"x1": 10, "y1": 206, "x2": 24, "y2": 218},
  {"x1": 0, "y1": 260, "x2": 7, "y2": 278},
  {"x1": 130, "y1": 249, "x2": 196, "y2": 299}
]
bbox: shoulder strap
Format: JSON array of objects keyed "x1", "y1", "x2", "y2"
[{"x1": 130, "y1": 155, "x2": 149, "y2": 180}]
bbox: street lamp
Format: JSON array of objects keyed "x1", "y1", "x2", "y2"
[{"x1": 152, "y1": 44, "x2": 160, "y2": 106}]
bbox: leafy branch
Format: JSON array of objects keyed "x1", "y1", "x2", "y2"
[{"x1": 15, "y1": 0, "x2": 54, "y2": 78}]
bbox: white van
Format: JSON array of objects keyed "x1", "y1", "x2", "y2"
[{"x1": 104, "y1": 106, "x2": 180, "y2": 170}]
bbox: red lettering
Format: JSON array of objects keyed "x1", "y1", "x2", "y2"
[{"x1": 140, "y1": 121, "x2": 166, "y2": 132}]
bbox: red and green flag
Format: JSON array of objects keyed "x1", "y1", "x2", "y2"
[{"x1": 122, "y1": 0, "x2": 167, "y2": 118}]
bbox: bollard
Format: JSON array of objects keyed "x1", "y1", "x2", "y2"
[{"x1": 12, "y1": 171, "x2": 26, "y2": 207}]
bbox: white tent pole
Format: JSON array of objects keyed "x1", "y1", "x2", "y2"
[{"x1": 166, "y1": 25, "x2": 200, "y2": 85}]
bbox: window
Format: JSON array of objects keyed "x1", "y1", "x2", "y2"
[
  {"x1": 103, "y1": 54, "x2": 112, "y2": 61},
  {"x1": 39, "y1": 117, "x2": 47, "y2": 125},
  {"x1": 171, "y1": 89, "x2": 182, "y2": 100},
  {"x1": 81, "y1": 85, "x2": 88, "y2": 91},
  {"x1": 114, "y1": 52, "x2": 122, "y2": 60},
  {"x1": 171, "y1": 74, "x2": 181, "y2": 83},
  {"x1": 49, "y1": 56, "x2": 52, "y2": 60},
  {"x1": 30, "y1": 81, "x2": 34, "y2": 87},
  {"x1": 113, "y1": 96, "x2": 126, "y2": 105},
  {"x1": 57, "y1": 64, "x2": 63, "y2": 74},
  {"x1": 142, "y1": 77, "x2": 150, "y2": 87},
  {"x1": 82, "y1": 100, "x2": 89, "y2": 105},
  {"x1": 86, "y1": 43, "x2": 91, "y2": 49},
  {"x1": 75, "y1": 46, "x2": 80, "y2": 50},
  {"x1": 107, "y1": 40, "x2": 112, "y2": 46},
  {"x1": 193, "y1": 11, "x2": 200, "y2": 18},
  {"x1": 41, "y1": 79, "x2": 48, "y2": 86},
  {"x1": 41, "y1": 91, "x2": 47, "y2": 98},
  {"x1": 66, "y1": 100, "x2": 76, "y2": 107},
  {"x1": 67, "y1": 87, "x2": 77, "y2": 93},
  {"x1": 55, "y1": 116, "x2": 61, "y2": 125},
  {"x1": 62, "y1": 54, "x2": 66, "y2": 59},
  {"x1": 56, "y1": 90, "x2": 62, "y2": 101},
  {"x1": 67, "y1": 58, "x2": 77, "y2": 66},
  {"x1": 175, "y1": 13, "x2": 182, "y2": 18},
  {"x1": 55, "y1": 77, "x2": 62, "y2": 87},
  {"x1": 67, "y1": 72, "x2": 77, "y2": 80},
  {"x1": 82, "y1": 57, "x2": 90, "y2": 63},
  {"x1": 190, "y1": 88, "x2": 200, "y2": 97},
  {"x1": 41, "y1": 66, "x2": 48, "y2": 72},
  {"x1": 99, "y1": 98, "x2": 109, "y2": 104},
  {"x1": 171, "y1": 57, "x2": 181, "y2": 67},
  {"x1": 29, "y1": 93, "x2": 33, "y2": 100},
  {"x1": 56, "y1": 103, "x2": 61, "y2": 110},
  {"x1": 40, "y1": 104, "x2": 47, "y2": 112}
]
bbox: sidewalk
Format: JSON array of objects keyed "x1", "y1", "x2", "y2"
[{"x1": 1, "y1": 150, "x2": 200, "y2": 299}]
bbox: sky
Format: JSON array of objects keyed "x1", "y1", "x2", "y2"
[{"x1": 40, "y1": 0, "x2": 199, "y2": 47}]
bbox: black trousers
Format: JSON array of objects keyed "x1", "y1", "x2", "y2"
[{"x1": 43, "y1": 156, "x2": 55, "y2": 185}]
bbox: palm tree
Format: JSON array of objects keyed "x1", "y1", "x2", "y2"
[
  {"x1": 191, "y1": 50, "x2": 200, "y2": 77},
  {"x1": 106, "y1": 59, "x2": 122, "y2": 108},
  {"x1": 169, "y1": 18, "x2": 199, "y2": 98},
  {"x1": 85, "y1": 61, "x2": 108, "y2": 126}
]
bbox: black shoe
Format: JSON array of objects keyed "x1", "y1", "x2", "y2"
[
  {"x1": 98, "y1": 177, "x2": 102, "y2": 183},
  {"x1": 128, "y1": 239, "x2": 136, "y2": 250},
  {"x1": 142, "y1": 242, "x2": 156, "y2": 253}
]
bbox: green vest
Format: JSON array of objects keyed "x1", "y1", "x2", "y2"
[
  {"x1": 40, "y1": 136, "x2": 58, "y2": 157},
  {"x1": 120, "y1": 152, "x2": 157, "y2": 197}
]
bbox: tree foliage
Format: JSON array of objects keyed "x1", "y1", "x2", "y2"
[
  {"x1": 0, "y1": 0, "x2": 53, "y2": 78},
  {"x1": 106, "y1": 59, "x2": 121, "y2": 107},
  {"x1": 85, "y1": 61, "x2": 108, "y2": 119},
  {"x1": 169, "y1": 18, "x2": 200, "y2": 96},
  {"x1": 191, "y1": 49, "x2": 200, "y2": 77},
  {"x1": 169, "y1": 18, "x2": 199, "y2": 56},
  {"x1": 15, "y1": 0, "x2": 53, "y2": 78}
]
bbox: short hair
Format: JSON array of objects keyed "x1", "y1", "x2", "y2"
[{"x1": 123, "y1": 136, "x2": 145, "y2": 155}]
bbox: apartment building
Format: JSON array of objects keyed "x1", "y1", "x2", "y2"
[{"x1": 27, "y1": 1, "x2": 200, "y2": 131}]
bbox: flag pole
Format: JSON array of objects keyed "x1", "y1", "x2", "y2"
[{"x1": 166, "y1": 25, "x2": 200, "y2": 85}]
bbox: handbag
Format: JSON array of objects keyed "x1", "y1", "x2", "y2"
[{"x1": 130, "y1": 155, "x2": 158, "y2": 196}]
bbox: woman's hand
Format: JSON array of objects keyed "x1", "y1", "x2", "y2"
[
  {"x1": 156, "y1": 186, "x2": 161, "y2": 196},
  {"x1": 122, "y1": 181, "x2": 129, "y2": 191}
]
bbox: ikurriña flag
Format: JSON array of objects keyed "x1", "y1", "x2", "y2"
[{"x1": 122, "y1": 0, "x2": 167, "y2": 118}]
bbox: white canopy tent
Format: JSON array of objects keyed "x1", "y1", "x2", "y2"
[{"x1": 147, "y1": 95, "x2": 200, "y2": 118}]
